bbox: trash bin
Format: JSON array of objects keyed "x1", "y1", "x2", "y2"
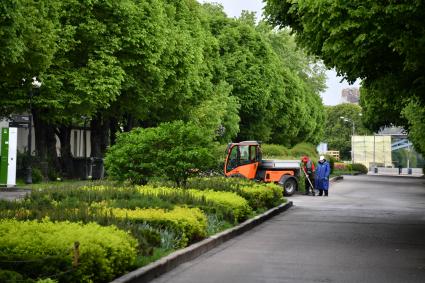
[{"x1": 408, "y1": 168, "x2": 412, "y2": 175}]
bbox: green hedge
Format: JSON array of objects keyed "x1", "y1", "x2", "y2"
[
  {"x1": 238, "y1": 183, "x2": 284, "y2": 209},
  {"x1": 135, "y1": 186, "x2": 252, "y2": 223},
  {"x1": 350, "y1": 163, "x2": 368, "y2": 174},
  {"x1": 188, "y1": 189, "x2": 252, "y2": 222},
  {"x1": 0, "y1": 219, "x2": 137, "y2": 283},
  {"x1": 104, "y1": 206, "x2": 207, "y2": 247},
  {"x1": 185, "y1": 177, "x2": 285, "y2": 210}
]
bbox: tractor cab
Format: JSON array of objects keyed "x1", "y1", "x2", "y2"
[{"x1": 224, "y1": 141, "x2": 262, "y2": 179}]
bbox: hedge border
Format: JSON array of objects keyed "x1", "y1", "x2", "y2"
[{"x1": 111, "y1": 201, "x2": 293, "y2": 283}]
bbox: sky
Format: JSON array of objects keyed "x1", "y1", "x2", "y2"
[{"x1": 198, "y1": 0, "x2": 361, "y2": 106}]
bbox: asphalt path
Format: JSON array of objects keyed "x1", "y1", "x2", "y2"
[{"x1": 151, "y1": 175, "x2": 425, "y2": 283}]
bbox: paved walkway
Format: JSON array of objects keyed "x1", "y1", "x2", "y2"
[{"x1": 151, "y1": 175, "x2": 425, "y2": 283}]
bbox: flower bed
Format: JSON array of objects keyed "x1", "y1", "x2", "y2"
[{"x1": 0, "y1": 176, "x2": 286, "y2": 282}]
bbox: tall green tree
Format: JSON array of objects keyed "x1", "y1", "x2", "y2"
[
  {"x1": 0, "y1": 0, "x2": 60, "y2": 115},
  {"x1": 265, "y1": 0, "x2": 425, "y2": 154},
  {"x1": 265, "y1": 28, "x2": 326, "y2": 145},
  {"x1": 324, "y1": 104, "x2": 370, "y2": 160},
  {"x1": 201, "y1": 5, "x2": 326, "y2": 145}
]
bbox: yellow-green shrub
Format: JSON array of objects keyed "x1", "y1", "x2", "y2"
[
  {"x1": 136, "y1": 186, "x2": 252, "y2": 222},
  {"x1": 0, "y1": 219, "x2": 137, "y2": 283},
  {"x1": 110, "y1": 206, "x2": 207, "y2": 247},
  {"x1": 187, "y1": 189, "x2": 252, "y2": 222},
  {"x1": 238, "y1": 183, "x2": 285, "y2": 209},
  {"x1": 185, "y1": 177, "x2": 285, "y2": 210}
]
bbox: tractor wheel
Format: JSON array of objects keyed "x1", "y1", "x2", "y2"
[{"x1": 283, "y1": 178, "x2": 297, "y2": 196}]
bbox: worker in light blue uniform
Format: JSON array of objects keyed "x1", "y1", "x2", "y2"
[{"x1": 315, "y1": 155, "x2": 330, "y2": 196}]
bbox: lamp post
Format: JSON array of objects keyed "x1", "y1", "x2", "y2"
[
  {"x1": 25, "y1": 77, "x2": 42, "y2": 184},
  {"x1": 340, "y1": 116, "x2": 356, "y2": 164}
]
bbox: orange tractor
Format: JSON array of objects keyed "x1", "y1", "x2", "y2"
[{"x1": 224, "y1": 141, "x2": 300, "y2": 196}]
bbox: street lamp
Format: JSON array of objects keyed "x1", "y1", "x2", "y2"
[{"x1": 25, "y1": 77, "x2": 42, "y2": 184}]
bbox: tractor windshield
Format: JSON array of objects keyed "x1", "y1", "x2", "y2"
[{"x1": 226, "y1": 144, "x2": 260, "y2": 173}]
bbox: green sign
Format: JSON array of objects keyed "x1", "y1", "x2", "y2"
[{"x1": 0, "y1": 128, "x2": 9, "y2": 185}]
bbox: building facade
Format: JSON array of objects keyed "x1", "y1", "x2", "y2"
[
  {"x1": 352, "y1": 135, "x2": 392, "y2": 168},
  {"x1": 341, "y1": 87, "x2": 360, "y2": 104}
]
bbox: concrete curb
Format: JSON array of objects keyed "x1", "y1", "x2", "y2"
[
  {"x1": 111, "y1": 201, "x2": 293, "y2": 283},
  {"x1": 330, "y1": 176, "x2": 344, "y2": 183}
]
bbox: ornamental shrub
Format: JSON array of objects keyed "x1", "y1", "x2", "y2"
[
  {"x1": 188, "y1": 189, "x2": 251, "y2": 222},
  {"x1": 135, "y1": 186, "x2": 252, "y2": 223},
  {"x1": 0, "y1": 219, "x2": 137, "y2": 283},
  {"x1": 351, "y1": 163, "x2": 368, "y2": 174},
  {"x1": 185, "y1": 177, "x2": 285, "y2": 210},
  {"x1": 110, "y1": 206, "x2": 207, "y2": 247},
  {"x1": 104, "y1": 121, "x2": 217, "y2": 186},
  {"x1": 238, "y1": 183, "x2": 284, "y2": 209}
]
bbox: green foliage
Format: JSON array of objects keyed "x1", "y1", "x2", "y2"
[
  {"x1": 0, "y1": 270, "x2": 31, "y2": 283},
  {"x1": 105, "y1": 121, "x2": 216, "y2": 186},
  {"x1": 261, "y1": 142, "x2": 319, "y2": 160},
  {"x1": 402, "y1": 99, "x2": 425, "y2": 156},
  {"x1": 359, "y1": 80, "x2": 408, "y2": 133},
  {"x1": 0, "y1": 0, "x2": 61, "y2": 116},
  {"x1": 205, "y1": 214, "x2": 232, "y2": 236},
  {"x1": 325, "y1": 155, "x2": 336, "y2": 174},
  {"x1": 289, "y1": 143, "x2": 318, "y2": 160},
  {"x1": 184, "y1": 177, "x2": 285, "y2": 211},
  {"x1": 135, "y1": 186, "x2": 252, "y2": 223},
  {"x1": 238, "y1": 183, "x2": 284, "y2": 211},
  {"x1": 0, "y1": 219, "x2": 137, "y2": 283},
  {"x1": 31, "y1": 168, "x2": 43, "y2": 184},
  {"x1": 109, "y1": 206, "x2": 207, "y2": 248},
  {"x1": 350, "y1": 163, "x2": 368, "y2": 174},
  {"x1": 202, "y1": 4, "x2": 326, "y2": 144},
  {"x1": 189, "y1": 82, "x2": 240, "y2": 142},
  {"x1": 265, "y1": 0, "x2": 425, "y2": 155},
  {"x1": 324, "y1": 104, "x2": 370, "y2": 160},
  {"x1": 189, "y1": 189, "x2": 252, "y2": 222},
  {"x1": 261, "y1": 144, "x2": 290, "y2": 159}
]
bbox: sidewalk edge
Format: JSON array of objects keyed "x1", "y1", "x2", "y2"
[{"x1": 330, "y1": 175, "x2": 344, "y2": 183}]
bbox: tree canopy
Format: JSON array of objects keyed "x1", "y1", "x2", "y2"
[
  {"x1": 0, "y1": 0, "x2": 328, "y2": 179},
  {"x1": 265, "y1": 0, "x2": 425, "y2": 155}
]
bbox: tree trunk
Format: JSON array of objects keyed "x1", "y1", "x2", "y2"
[
  {"x1": 109, "y1": 117, "x2": 119, "y2": 146},
  {"x1": 91, "y1": 114, "x2": 110, "y2": 157},
  {"x1": 124, "y1": 114, "x2": 135, "y2": 132},
  {"x1": 56, "y1": 125, "x2": 74, "y2": 178},
  {"x1": 32, "y1": 110, "x2": 60, "y2": 179},
  {"x1": 90, "y1": 115, "x2": 103, "y2": 158}
]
